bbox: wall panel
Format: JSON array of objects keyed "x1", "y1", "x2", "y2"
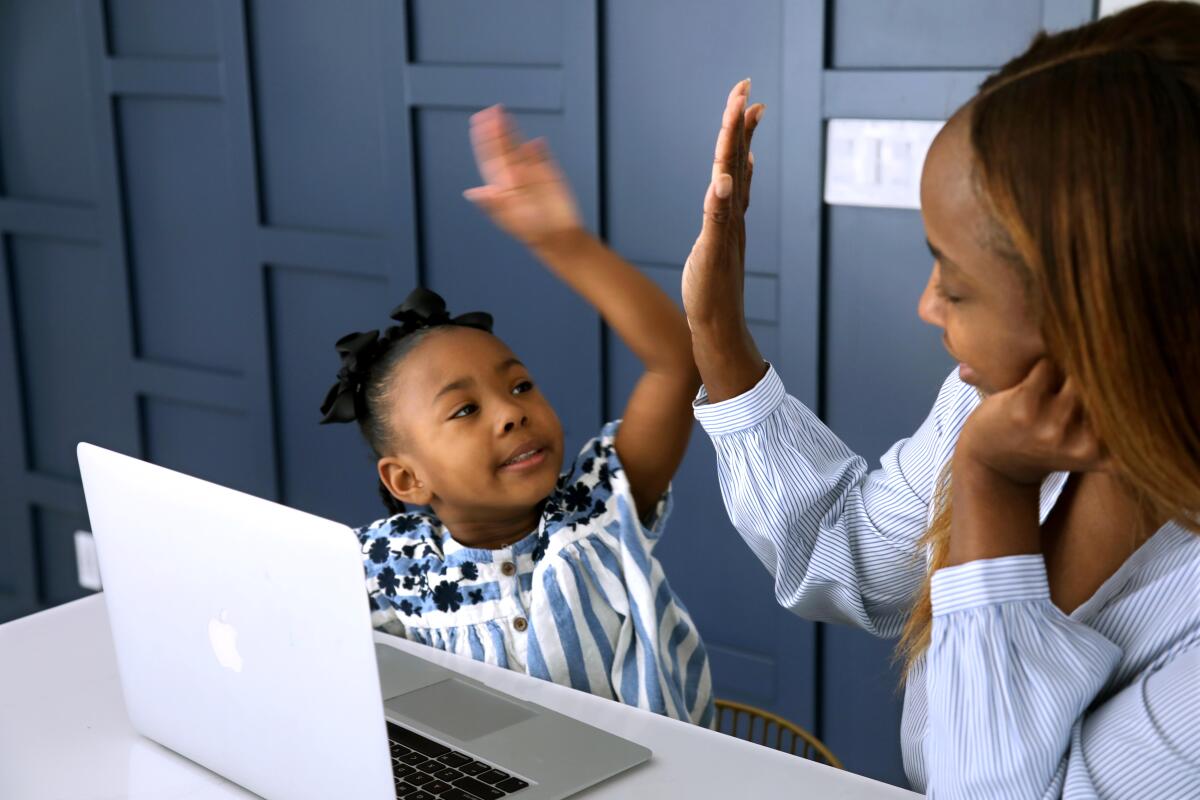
[
  {"x1": 105, "y1": 0, "x2": 220, "y2": 59},
  {"x1": 33, "y1": 506, "x2": 93, "y2": 607},
  {"x1": 246, "y1": 0, "x2": 389, "y2": 235},
  {"x1": 0, "y1": 0, "x2": 93, "y2": 204},
  {"x1": 604, "y1": 0, "x2": 783, "y2": 273},
  {"x1": 831, "y1": 0, "x2": 1043, "y2": 68},
  {"x1": 266, "y1": 265, "x2": 391, "y2": 523},
  {"x1": 7, "y1": 235, "x2": 121, "y2": 480},
  {"x1": 408, "y1": 0, "x2": 563, "y2": 66},
  {"x1": 140, "y1": 396, "x2": 263, "y2": 495},
  {"x1": 116, "y1": 97, "x2": 242, "y2": 373},
  {"x1": 824, "y1": 207, "x2": 954, "y2": 459}
]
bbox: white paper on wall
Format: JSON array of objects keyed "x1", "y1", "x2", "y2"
[{"x1": 823, "y1": 119, "x2": 945, "y2": 210}]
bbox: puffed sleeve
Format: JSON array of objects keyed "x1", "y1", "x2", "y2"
[
  {"x1": 925, "y1": 555, "x2": 1128, "y2": 798},
  {"x1": 530, "y1": 422, "x2": 713, "y2": 725},
  {"x1": 694, "y1": 364, "x2": 976, "y2": 636}
]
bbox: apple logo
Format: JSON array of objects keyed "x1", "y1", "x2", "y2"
[{"x1": 208, "y1": 610, "x2": 243, "y2": 673}]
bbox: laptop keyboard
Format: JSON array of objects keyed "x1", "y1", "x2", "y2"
[{"x1": 388, "y1": 721, "x2": 531, "y2": 799}]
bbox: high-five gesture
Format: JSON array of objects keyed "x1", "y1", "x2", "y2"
[
  {"x1": 461, "y1": 104, "x2": 698, "y2": 521},
  {"x1": 682, "y1": 80, "x2": 767, "y2": 402},
  {"x1": 464, "y1": 105, "x2": 583, "y2": 250}
]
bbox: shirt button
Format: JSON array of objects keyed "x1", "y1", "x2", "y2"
[
  {"x1": 500, "y1": 561, "x2": 516, "y2": 577},
  {"x1": 512, "y1": 616, "x2": 528, "y2": 632}
]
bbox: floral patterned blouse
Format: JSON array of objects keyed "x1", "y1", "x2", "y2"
[{"x1": 356, "y1": 421, "x2": 714, "y2": 726}]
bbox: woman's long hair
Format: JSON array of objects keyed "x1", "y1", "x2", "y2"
[{"x1": 898, "y1": 1, "x2": 1200, "y2": 672}]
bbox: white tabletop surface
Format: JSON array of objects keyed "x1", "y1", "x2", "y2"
[{"x1": 0, "y1": 595, "x2": 920, "y2": 799}]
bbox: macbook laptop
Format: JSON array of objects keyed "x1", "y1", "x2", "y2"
[{"x1": 77, "y1": 442, "x2": 650, "y2": 800}]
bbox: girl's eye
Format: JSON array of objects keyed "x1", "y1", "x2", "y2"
[
  {"x1": 451, "y1": 403, "x2": 478, "y2": 419},
  {"x1": 512, "y1": 380, "x2": 534, "y2": 395}
]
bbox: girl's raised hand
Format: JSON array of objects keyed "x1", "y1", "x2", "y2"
[{"x1": 464, "y1": 105, "x2": 583, "y2": 250}]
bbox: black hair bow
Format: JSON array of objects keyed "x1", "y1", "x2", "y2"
[{"x1": 319, "y1": 287, "x2": 493, "y2": 425}]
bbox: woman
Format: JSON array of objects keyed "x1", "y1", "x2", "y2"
[{"x1": 684, "y1": 3, "x2": 1199, "y2": 797}]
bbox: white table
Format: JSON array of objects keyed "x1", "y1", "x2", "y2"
[{"x1": 0, "y1": 595, "x2": 920, "y2": 799}]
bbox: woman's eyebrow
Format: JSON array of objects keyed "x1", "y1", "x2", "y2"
[{"x1": 926, "y1": 239, "x2": 964, "y2": 277}]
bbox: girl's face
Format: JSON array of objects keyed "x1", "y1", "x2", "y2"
[
  {"x1": 378, "y1": 327, "x2": 565, "y2": 529},
  {"x1": 916, "y1": 110, "x2": 1045, "y2": 395}
]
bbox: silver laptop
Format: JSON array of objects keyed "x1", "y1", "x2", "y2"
[{"x1": 77, "y1": 442, "x2": 650, "y2": 800}]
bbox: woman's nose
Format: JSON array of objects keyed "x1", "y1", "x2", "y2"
[{"x1": 917, "y1": 269, "x2": 944, "y2": 328}]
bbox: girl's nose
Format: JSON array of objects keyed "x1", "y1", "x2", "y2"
[{"x1": 500, "y1": 407, "x2": 528, "y2": 433}]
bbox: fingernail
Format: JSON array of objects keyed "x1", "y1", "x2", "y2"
[{"x1": 715, "y1": 174, "x2": 733, "y2": 199}]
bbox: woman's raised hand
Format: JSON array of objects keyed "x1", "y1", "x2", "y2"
[
  {"x1": 465, "y1": 105, "x2": 583, "y2": 250},
  {"x1": 682, "y1": 80, "x2": 767, "y2": 402}
]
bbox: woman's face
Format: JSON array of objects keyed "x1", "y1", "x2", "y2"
[{"x1": 917, "y1": 110, "x2": 1045, "y2": 395}]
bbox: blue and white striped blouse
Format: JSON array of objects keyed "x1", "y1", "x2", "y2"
[
  {"x1": 695, "y1": 365, "x2": 1199, "y2": 798},
  {"x1": 356, "y1": 421, "x2": 714, "y2": 727}
]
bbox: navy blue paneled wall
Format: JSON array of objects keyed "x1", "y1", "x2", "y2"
[{"x1": 0, "y1": 0, "x2": 1092, "y2": 787}]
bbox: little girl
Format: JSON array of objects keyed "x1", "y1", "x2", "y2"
[{"x1": 319, "y1": 106, "x2": 712, "y2": 726}]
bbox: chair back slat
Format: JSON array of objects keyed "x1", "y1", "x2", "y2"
[{"x1": 713, "y1": 699, "x2": 842, "y2": 770}]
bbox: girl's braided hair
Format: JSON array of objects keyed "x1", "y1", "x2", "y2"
[{"x1": 319, "y1": 287, "x2": 493, "y2": 514}]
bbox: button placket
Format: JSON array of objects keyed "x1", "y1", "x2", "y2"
[{"x1": 501, "y1": 558, "x2": 528, "y2": 633}]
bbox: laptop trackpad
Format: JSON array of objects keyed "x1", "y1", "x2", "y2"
[{"x1": 385, "y1": 678, "x2": 535, "y2": 741}]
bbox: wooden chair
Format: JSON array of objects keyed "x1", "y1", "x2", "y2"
[{"x1": 713, "y1": 699, "x2": 843, "y2": 769}]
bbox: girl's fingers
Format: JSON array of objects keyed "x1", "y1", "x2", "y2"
[
  {"x1": 489, "y1": 105, "x2": 522, "y2": 157},
  {"x1": 469, "y1": 105, "x2": 524, "y2": 186},
  {"x1": 522, "y1": 138, "x2": 565, "y2": 181},
  {"x1": 493, "y1": 138, "x2": 564, "y2": 194},
  {"x1": 469, "y1": 128, "x2": 510, "y2": 186},
  {"x1": 462, "y1": 185, "x2": 501, "y2": 212}
]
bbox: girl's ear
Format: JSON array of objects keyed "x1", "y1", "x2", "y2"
[{"x1": 378, "y1": 457, "x2": 433, "y2": 506}]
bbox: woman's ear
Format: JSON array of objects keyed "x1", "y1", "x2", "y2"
[{"x1": 378, "y1": 457, "x2": 433, "y2": 506}]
